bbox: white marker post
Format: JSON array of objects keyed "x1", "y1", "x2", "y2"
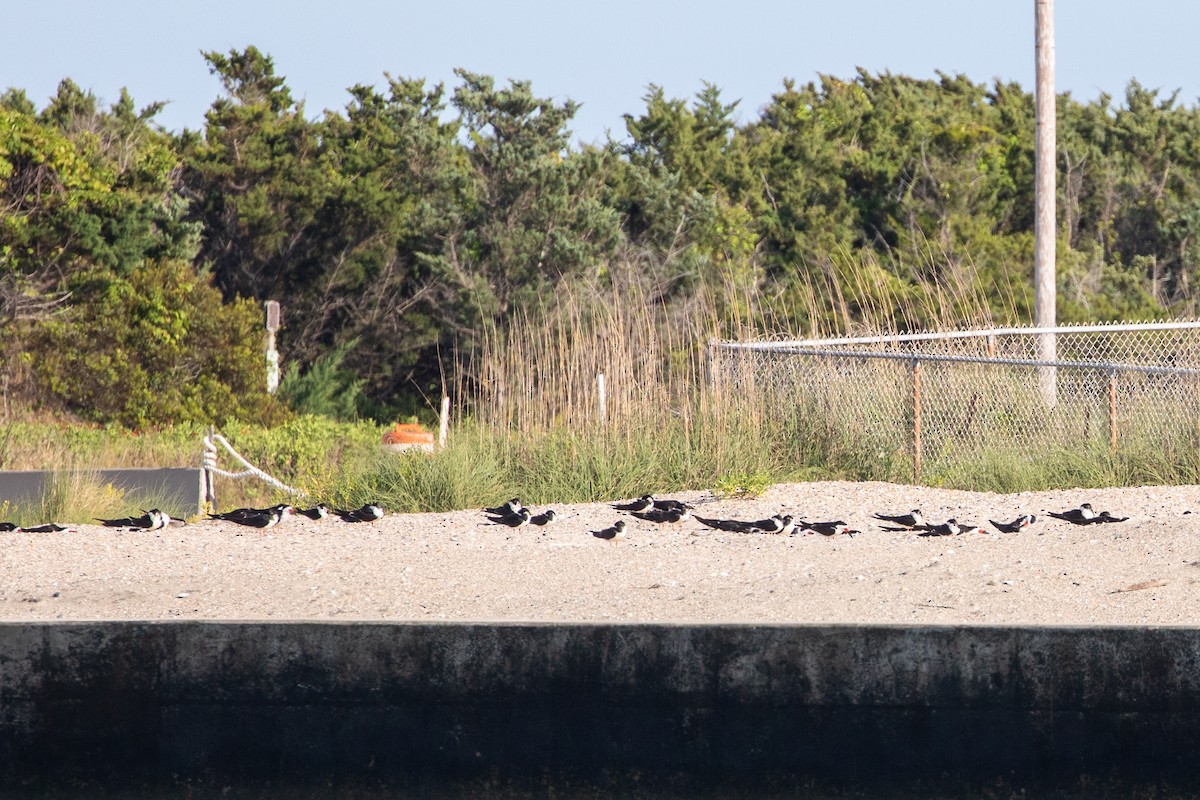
[
  {"x1": 439, "y1": 396, "x2": 450, "y2": 450},
  {"x1": 265, "y1": 300, "x2": 281, "y2": 394}
]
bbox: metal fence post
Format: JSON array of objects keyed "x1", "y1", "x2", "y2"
[
  {"x1": 1108, "y1": 371, "x2": 1118, "y2": 453},
  {"x1": 912, "y1": 359, "x2": 923, "y2": 484}
]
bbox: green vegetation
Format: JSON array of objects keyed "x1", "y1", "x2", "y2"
[
  {"x1": 6, "y1": 53, "x2": 1200, "y2": 427},
  {"x1": 5, "y1": 51, "x2": 1200, "y2": 504}
]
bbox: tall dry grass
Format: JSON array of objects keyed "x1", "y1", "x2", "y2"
[
  {"x1": 354, "y1": 246, "x2": 1188, "y2": 509},
  {"x1": 419, "y1": 247, "x2": 1017, "y2": 507}
]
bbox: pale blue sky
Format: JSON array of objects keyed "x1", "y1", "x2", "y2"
[{"x1": 3, "y1": 1, "x2": 1197, "y2": 145}]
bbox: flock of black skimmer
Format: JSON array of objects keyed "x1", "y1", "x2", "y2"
[
  {"x1": 0, "y1": 503, "x2": 386, "y2": 533},
  {"x1": 3, "y1": 497, "x2": 1129, "y2": 537},
  {"x1": 483, "y1": 496, "x2": 1129, "y2": 540}
]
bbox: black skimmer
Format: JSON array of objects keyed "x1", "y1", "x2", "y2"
[
  {"x1": 917, "y1": 519, "x2": 964, "y2": 537},
  {"x1": 219, "y1": 505, "x2": 291, "y2": 529},
  {"x1": 694, "y1": 513, "x2": 782, "y2": 533},
  {"x1": 873, "y1": 509, "x2": 924, "y2": 529},
  {"x1": 592, "y1": 520, "x2": 626, "y2": 540},
  {"x1": 748, "y1": 515, "x2": 796, "y2": 534},
  {"x1": 487, "y1": 507, "x2": 532, "y2": 528},
  {"x1": 652, "y1": 497, "x2": 691, "y2": 512},
  {"x1": 18, "y1": 523, "x2": 71, "y2": 533},
  {"x1": 799, "y1": 519, "x2": 855, "y2": 536},
  {"x1": 1079, "y1": 510, "x2": 1129, "y2": 524},
  {"x1": 295, "y1": 504, "x2": 330, "y2": 521},
  {"x1": 1047, "y1": 504, "x2": 1097, "y2": 524},
  {"x1": 210, "y1": 504, "x2": 284, "y2": 523},
  {"x1": 989, "y1": 514, "x2": 1036, "y2": 533},
  {"x1": 631, "y1": 507, "x2": 691, "y2": 526},
  {"x1": 0, "y1": 522, "x2": 18, "y2": 532},
  {"x1": 96, "y1": 509, "x2": 169, "y2": 531},
  {"x1": 485, "y1": 498, "x2": 524, "y2": 516},
  {"x1": 529, "y1": 509, "x2": 556, "y2": 526},
  {"x1": 613, "y1": 495, "x2": 655, "y2": 513},
  {"x1": 335, "y1": 503, "x2": 385, "y2": 523}
]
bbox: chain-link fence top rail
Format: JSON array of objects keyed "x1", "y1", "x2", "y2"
[{"x1": 710, "y1": 322, "x2": 1200, "y2": 486}]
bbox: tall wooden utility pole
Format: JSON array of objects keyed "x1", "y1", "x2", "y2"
[{"x1": 1035, "y1": 0, "x2": 1057, "y2": 405}]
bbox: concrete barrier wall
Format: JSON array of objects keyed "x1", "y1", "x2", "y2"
[
  {"x1": 0, "y1": 468, "x2": 204, "y2": 516},
  {"x1": 2, "y1": 621, "x2": 1199, "y2": 796}
]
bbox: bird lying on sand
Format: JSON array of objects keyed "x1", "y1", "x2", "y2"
[
  {"x1": 1048, "y1": 504, "x2": 1127, "y2": 525},
  {"x1": 485, "y1": 498, "x2": 523, "y2": 517},
  {"x1": 873, "y1": 509, "x2": 924, "y2": 529},
  {"x1": 694, "y1": 513, "x2": 784, "y2": 534},
  {"x1": 989, "y1": 514, "x2": 1036, "y2": 533},
  {"x1": 487, "y1": 507, "x2": 532, "y2": 528},
  {"x1": 334, "y1": 503, "x2": 386, "y2": 523},
  {"x1": 96, "y1": 509, "x2": 170, "y2": 531}
]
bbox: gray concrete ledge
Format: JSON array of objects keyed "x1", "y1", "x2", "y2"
[
  {"x1": 2, "y1": 621, "x2": 1199, "y2": 796},
  {"x1": 0, "y1": 468, "x2": 203, "y2": 516}
]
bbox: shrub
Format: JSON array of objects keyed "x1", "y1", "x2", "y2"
[{"x1": 30, "y1": 260, "x2": 286, "y2": 427}]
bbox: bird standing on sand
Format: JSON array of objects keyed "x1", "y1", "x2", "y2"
[
  {"x1": 592, "y1": 520, "x2": 626, "y2": 540},
  {"x1": 529, "y1": 509, "x2": 557, "y2": 526}
]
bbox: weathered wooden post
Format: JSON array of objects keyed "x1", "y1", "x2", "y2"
[
  {"x1": 706, "y1": 337, "x2": 718, "y2": 390},
  {"x1": 1034, "y1": 0, "x2": 1058, "y2": 406},
  {"x1": 204, "y1": 424, "x2": 217, "y2": 511},
  {"x1": 264, "y1": 300, "x2": 281, "y2": 395}
]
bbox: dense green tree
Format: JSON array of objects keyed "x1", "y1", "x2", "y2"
[
  {"x1": 1, "y1": 77, "x2": 272, "y2": 425},
  {"x1": 434, "y1": 69, "x2": 621, "y2": 322},
  {"x1": 31, "y1": 259, "x2": 282, "y2": 426},
  {"x1": 11, "y1": 52, "x2": 1200, "y2": 426},
  {"x1": 180, "y1": 46, "x2": 330, "y2": 302}
]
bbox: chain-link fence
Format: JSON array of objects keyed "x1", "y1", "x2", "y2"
[{"x1": 710, "y1": 322, "x2": 1200, "y2": 486}]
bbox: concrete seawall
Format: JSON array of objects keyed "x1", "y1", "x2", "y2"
[
  {"x1": 2, "y1": 622, "x2": 1198, "y2": 796},
  {"x1": 0, "y1": 468, "x2": 204, "y2": 516}
]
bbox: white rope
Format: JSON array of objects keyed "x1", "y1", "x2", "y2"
[{"x1": 202, "y1": 433, "x2": 307, "y2": 497}]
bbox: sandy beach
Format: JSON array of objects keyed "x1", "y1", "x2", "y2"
[{"x1": 2, "y1": 480, "x2": 1199, "y2": 625}]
